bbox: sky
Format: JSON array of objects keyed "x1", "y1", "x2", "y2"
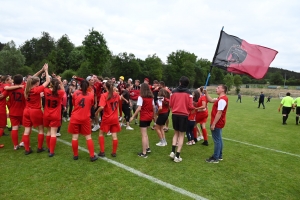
[{"x1": 1, "y1": 0, "x2": 300, "y2": 72}]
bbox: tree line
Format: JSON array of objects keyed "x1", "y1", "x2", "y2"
[{"x1": 0, "y1": 28, "x2": 299, "y2": 89}]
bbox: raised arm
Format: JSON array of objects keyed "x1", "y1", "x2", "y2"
[
  {"x1": 33, "y1": 64, "x2": 45, "y2": 77},
  {"x1": 42, "y1": 64, "x2": 50, "y2": 87},
  {"x1": 204, "y1": 89, "x2": 216, "y2": 103}
]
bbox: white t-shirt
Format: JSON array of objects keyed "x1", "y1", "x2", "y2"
[{"x1": 218, "y1": 99, "x2": 227, "y2": 110}]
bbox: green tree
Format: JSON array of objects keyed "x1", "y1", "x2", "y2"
[
  {"x1": 55, "y1": 34, "x2": 75, "y2": 74},
  {"x1": 17, "y1": 66, "x2": 33, "y2": 76},
  {"x1": 142, "y1": 54, "x2": 163, "y2": 81},
  {"x1": 76, "y1": 61, "x2": 91, "y2": 78},
  {"x1": 68, "y1": 46, "x2": 85, "y2": 71},
  {"x1": 0, "y1": 41, "x2": 25, "y2": 75},
  {"x1": 61, "y1": 69, "x2": 76, "y2": 80},
  {"x1": 270, "y1": 72, "x2": 283, "y2": 85},
  {"x1": 194, "y1": 58, "x2": 211, "y2": 87},
  {"x1": 233, "y1": 75, "x2": 243, "y2": 94},
  {"x1": 82, "y1": 28, "x2": 110, "y2": 75},
  {"x1": 223, "y1": 73, "x2": 234, "y2": 92},
  {"x1": 19, "y1": 38, "x2": 38, "y2": 66},
  {"x1": 241, "y1": 76, "x2": 251, "y2": 84},
  {"x1": 167, "y1": 50, "x2": 197, "y2": 87}
]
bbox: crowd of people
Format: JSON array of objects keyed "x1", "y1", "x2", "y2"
[{"x1": 0, "y1": 64, "x2": 230, "y2": 163}]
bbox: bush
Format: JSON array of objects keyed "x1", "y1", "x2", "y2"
[
  {"x1": 17, "y1": 66, "x2": 33, "y2": 76},
  {"x1": 60, "y1": 69, "x2": 76, "y2": 80}
]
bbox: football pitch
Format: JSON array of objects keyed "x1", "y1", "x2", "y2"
[{"x1": 0, "y1": 95, "x2": 300, "y2": 200}]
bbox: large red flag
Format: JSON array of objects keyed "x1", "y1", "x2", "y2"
[{"x1": 212, "y1": 31, "x2": 278, "y2": 79}]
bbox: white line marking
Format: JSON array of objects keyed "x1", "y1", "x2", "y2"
[
  {"x1": 32, "y1": 129, "x2": 207, "y2": 200},
  {"x1": 168, "y1": 128, "x2": 300, "y2": 158}
]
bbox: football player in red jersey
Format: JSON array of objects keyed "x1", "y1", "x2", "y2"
[
  {"x1": 43, "y1": 77, "x2": 65, "y2": 157},
  {"x1": 67, "y1": 80, "x2": 97, "y2": 162},
  {"x1": 0, "y1": 74, "x2": 26, "y2": 150},
  {"x1": 130, "y1": 83, "x2": 155, "y2": 158},
  {"x1": 22, "y1": 64, "x2": 50, "y2": 155},
  {"x1": 95, "y1": 81, "x2": 121, "y2": 157},
  {"x1": 195, "y1": 87, "x2": 209, "y2": 146}
]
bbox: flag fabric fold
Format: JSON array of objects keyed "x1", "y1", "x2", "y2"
[{"x1": 212, "y1": 31, "x2": 278, "y2": 79}]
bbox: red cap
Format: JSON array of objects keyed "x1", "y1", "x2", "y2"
[{"x1": 144, "y1": 78, "x2": 149, "y2": 82}]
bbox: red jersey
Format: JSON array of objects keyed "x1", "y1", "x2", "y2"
[
  {"x1": 70, "y1": 90, "x2": 94, "y2": 124},
  {"x1": 43, "y1": 88, "x2": 65, "y2": 120},
  {"x1": 94, "y1": 81, "x2": 103, "y2": 102},
  {"x1": 137, "y1": 96, "x2": 154, "y2": 121},
  {"x1": 188, "y1": 110, "x2": 196, "y2": 121},
  {"x1": 196, "y1": 95, "x2": 208, "y2": 115},
  {"x1": 117, "y1": 82, "x2": 126, "y2": 94},
  {"x1": 99, "y1": 92, "x2": 120, "y2": 125},
  {"x1": 130, "y1": 89, "x2": 140, "y2": 101},
  {"x1": 0, "y1": 83, "x2": 7, "y2": 113},
  {"x1": 170, "y1": 86, "x2": 194, "y2": 116},
  {"x1": 25, "y1": 85, "x2": 45, "y2": 109},
  {"x1": 211, "y1": 95, "x2": 228, "y2": 128},
  {"x1": 158, "y1": 97, "x2": 169, "y2": 114},
  {"x1": 3, "y1": 88, "x2": 26, "y2": 117}
]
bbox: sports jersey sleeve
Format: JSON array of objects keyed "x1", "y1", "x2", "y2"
[
  {"x1": 137, "y1": 96, "x2": 143, "y2": 106},
  {"x1": 158, "y1": 99, "x2": 163, "y2": 107},
  {"x1": 99, "y1": 94, "x2": 107, "y2": 107},
  {"x1": 33, "y1": 85, "x2": 45, "y2": 94},
  {"x1": 217, "y1": 99, "x2": 227, "y2": 110}
]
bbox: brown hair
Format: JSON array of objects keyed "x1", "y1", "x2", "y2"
[
  {"x1": 140, "y1": 83, "x2": 154, "y2": 98},
  {"x1": 158, "y1": 88, "x2": 170, "y2": 99},
  {"x1": 24, "y1": 77, "x2": 40, "y2": 99},
  {"x1": 193, "y1": 90, "x2": 200, "y2": 102},
  {"x1": 80, "y1": 80, "x2": 89, "y2": 96},
  {"x1": 50, "y1": 78, "x2": 60, "y2": 97},
  {"x1": 106, "y1": 80, "x2": 114, "y2": 100}
]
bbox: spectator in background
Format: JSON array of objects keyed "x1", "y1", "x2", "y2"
[
  {"x1": 236, "y1": 93, "x2": 242, "y2": 103},
  {"x1": 258, "y1": 92, "x2": 265, "y2": 109},
  {"x1": 278, "y1": 92, "x2": 294, "y2": 125}
]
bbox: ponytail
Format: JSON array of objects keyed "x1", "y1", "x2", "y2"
[
  {"x1": 50, "y1": 78, "x2": 60, "y2": 97},
  {"x1": 24, "y1": 77, "x2": 40, "y2": 99},
  {"x1": 80, "y1": 80, "x2": 89, "y2": 95},
  {"x1": 106, "y1": 81, "x2": 114, "y2": 100}
]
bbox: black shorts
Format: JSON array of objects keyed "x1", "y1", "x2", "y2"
[
  {"x1": 296, "y1": 107, "x2": 300, "y2": 115},
  {"x1": 90, "y1": 106, "x2": 95, "y2": 119},
  {"x1": 282, "y1": 106, "x2": 292, "y2": 115},
  {"x1": 172, "y1": 114, "x2": 188, "y2": 132},
  {"x1": 139, "y1": 120, "x2": 151, "y2": 128},
  {"x1": 156, "y1": 113, "x2": 169, "y2": 126}
]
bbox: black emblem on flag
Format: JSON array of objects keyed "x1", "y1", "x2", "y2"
[{"x1": 225, "y1": 45, "x2": 247, "y2": 67}]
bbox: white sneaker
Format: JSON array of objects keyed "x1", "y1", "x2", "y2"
[
  {"x1": 63, "y1": 117, "x2": 67, "y2": 122},
  {"x1": 156, "y1": 141, "x2": 165, "y2": 146},
  {"x1": 174, "y1": 156, "x2": 183, "y2": 163},
  {"x1": 92, "y1": 124, "x2": 100, "y2": 132},
  {"x1": 107, "y1": 131, "x2": 112, "y2": 136},
  {"x1": 197, "y1": 136, "x2": 204, "y2": 141},
  {"x1": 169, "y1": 152, "x2": 175, "y2": 159},
  {"x1": 164, "y1": 141, "x2": 167, "y2": 146},
  {"x1": 126, "y1": 126, "x2": 134, "y2": 130},
  {"x1": 119, "y1": 116, "x2": 122, "y2": 122},
  {"x1": 19, "y1": 142, "x2": 24, "y2": 147},
  {"x1": 56, "y1": 133, "x2": 61, "y2": 137},
  {"x1": 67, "y1": 117, "x2": 70, "y2": 121}
]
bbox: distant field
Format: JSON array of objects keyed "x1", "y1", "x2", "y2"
[{"x1": 0, "y1": 95, "x2": 300, "y2": 199}]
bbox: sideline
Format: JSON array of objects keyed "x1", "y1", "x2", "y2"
[{"x1": 32, "y1": 129, "x2": 207, "y2": 200}]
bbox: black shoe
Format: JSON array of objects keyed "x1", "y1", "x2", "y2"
[
  {"x1": 263, "y1": 107, "x2": 265, "y2": 109},
  {"x1": 25, "y1": 148, "x2": 33, "y2": 155},
  {"x1": 219, "y1": 157, "x2": 223, "y2": 161},
  {"x1": 90, "y1": 156, "x2": 98, "y2": 162},
  {"x1": 202, "y1": 141, "x2": 208, "y2": 146},
  {"x1": 98, "y1": 152, "x2": 105, "y2": 157},
  {"x1": 48, "y1": 153, "x2": 55, "y2": 157},
  {"x1": 2, "y1": 132, "x2": 9, "y2": 136},
  {"x1": 37, "y1": 147, "x2": 46, "y2": 153},
  {"x1": 205, "y1": 156, "x2": 219, "y2": 163},
  {"x1": 138, "y1": 152, "x2": 148, "y2": 158},
  {"x1": 282, "y1": 123, "x2": 287, "y2": 125},
  {"x1": 7, "y1": 127, "x2": 12, "y2": 131},
  {"x1": 146, "y1": 148, "x2": 151, "y2": 153},
  {"x1": 111, "y1": 153, "x2": 117, "y2": 157}
]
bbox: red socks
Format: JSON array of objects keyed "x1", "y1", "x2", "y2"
[
  {"x1": 11, "y1": 130, "x2": 19, "y2": 146},
  {"x1": 46, "y1": 136, "x2": 51, "y2": 149},
  {"x1": 23, "y1": 134, "x2": 30, "y2": 151},
  {"x1": 37, "y1": 134, "x2": 44, "y2": 149},
  {"x1": 202, "y1": 128, "x2": 208, "y2": 141},
  {"x1": 99, "y1": 136, "x2": 105, "y2": 152},
  {"x1": 86, "y1": 139, "x2": 95, "y2": 157},
  {"x1": 50, "y1": 137, "x2": 57, "y2": 154},
  {"x1": 112, "y1": 139, "x2": 118, "y2": 154},
  {"x1": 72, "y1": 140, "x2": 78, "y2": 156},
  {"x1": 193, "y1": 127, "x2": 198, "y2": 139}
]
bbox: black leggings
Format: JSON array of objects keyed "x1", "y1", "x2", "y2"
[
  {"x1": 122, "y1": 104, "x2": 131, "y2": 122},
  {"x1": 68, "y1": 96, "x2": 73, "y2": 117}
]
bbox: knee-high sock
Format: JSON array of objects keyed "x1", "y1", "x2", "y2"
[
  {"x1": 37, "y1": 134, "x2": 44, "y2": 149},
  {"x1": 112, "y1": 139, "x2": 118, "y2": 154},
  {"x1": 99, "y1": 135, "x2": 105, "y2": 152},
  {"x1": 296, "y1": 116, "x2": 299, "y2": 124},
  {"x1": 50, "y1": 137, "x2": 57, "y2": 154},
  {"x1": 72, "y1": 140, "x2": 78, "y2": 156},
  {"x1": 283, "y1": 116, "x2": 286, "y2": 123},
  {"x1": 46, "y1": 136, "x2": 51, "y2": 149},
  {"x1": 86, "y1": 139, "x2": 95, "y2": 157},
  {"x1": 23, "y1": 134, "x2": 30, "y2": 151},
  {"x1": 286, "y1": 114, "x2": 289, "y2": 121},
  {"x1": 202, "y1": 128, "x2": 208, "y2": 141},
  {"x1": 193, "y1": 127, "x2": 198, "y2": 139},
  {"x1": 11, "y1": 130, "x2": 19, "y2": 146}
]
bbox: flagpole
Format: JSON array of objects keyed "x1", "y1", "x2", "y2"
[{"x1": 204, "y1": 26, "x2": 224, "y2": 89}]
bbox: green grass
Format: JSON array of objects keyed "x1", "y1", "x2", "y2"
[{"x1": 1, "y1": 95, "x2": 300, "y2": 199}]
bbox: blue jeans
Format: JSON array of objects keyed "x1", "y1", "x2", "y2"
[
  {"x1": 186, "y1": 120, "x2": 195, "y2": 141},
  {"x1": 211, "y1": 128, "x2": 223, "y2": 159}
]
